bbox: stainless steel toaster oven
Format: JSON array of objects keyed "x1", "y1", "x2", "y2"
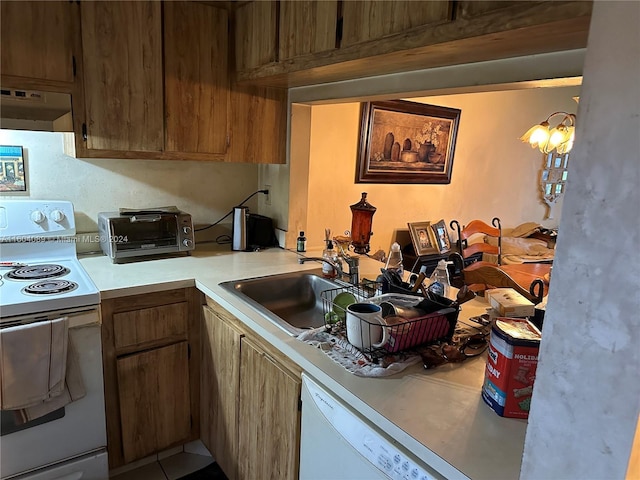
[{"x1": 97, "y1": 207, "x2": 194, "y2": 262}]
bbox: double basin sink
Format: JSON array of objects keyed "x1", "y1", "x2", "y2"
[{"x1": 220, "y1": 269, "x2": 344, "y2": 336}]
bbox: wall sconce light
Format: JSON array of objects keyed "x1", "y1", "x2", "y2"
[{"x1": 520, "y1": 112, "x2": 576, "y2": 154}]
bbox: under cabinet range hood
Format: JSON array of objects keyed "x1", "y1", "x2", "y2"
[{"x1": 0, "y1": 89, "x2": 72, "y2": 132}]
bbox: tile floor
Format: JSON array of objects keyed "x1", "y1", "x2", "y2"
[{"x1": 111, "y1": 452, "x2": 214, "y2": 480}]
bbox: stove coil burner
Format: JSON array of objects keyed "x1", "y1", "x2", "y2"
[
  {"x1": 22, "y1": 279, "x2": 78, "y2": 296},
  {"x1": 7, "y1": 264, "x2": 70, "y2": 281}
]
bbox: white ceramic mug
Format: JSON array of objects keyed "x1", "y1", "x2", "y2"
[{"x1": 346, "y1": 303, "x2": 385, "y2": 350}]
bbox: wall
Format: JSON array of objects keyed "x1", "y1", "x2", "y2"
[
  {"x1": 298, "y1": 86, "x2": 579, "y2": 251},
  {"x1": 259, "y1": 104, "x2": 313, "y2": 248},
  {"x1": 0, "y1": 129, "x2": 260, "y2": 246},
  {"x1": 521, "y1": 1, "x2": 640, "y2": 478}
]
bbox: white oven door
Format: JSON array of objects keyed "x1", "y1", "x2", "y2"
[
  {"x1": 0, "y1": 311, "x2": 108, "y2": 480},
  {"x1": 9, "y1": 451, "x2": 108, "y2": 480}
]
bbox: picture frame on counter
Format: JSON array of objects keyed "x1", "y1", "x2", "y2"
[
  {"x1": 408, "y1": 221, "x2": 440, "y2": 256},
  {"x1": 355, "y1": 100, "x2": 461, "y2": 184},
  {"x1": 431, "y1": 219, "x2": 452, "y2": 253}
]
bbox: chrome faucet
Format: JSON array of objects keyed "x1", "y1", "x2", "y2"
[
  {"x1": 298, "y1": 256, "x2": 343, "y2": 277},
  {"x1": 335, "y1": 242, "x2": 360, "y2": 285},
  {"x1": 298, "y1": 247, "x2": 360, "y2": 285},
  {"x1": 341, "y1": 255, "x2": 360, "y2": 285}
]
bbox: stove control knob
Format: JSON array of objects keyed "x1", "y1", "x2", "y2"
[
  {"x1": 31, "y1": 210, "x2": 46, "y2": 224},
  {"x1": 183, "y1": 239, "x2": 193, "y2": 248},
  {"x1": 182, "y1": 226, "x2": 192, "y2": 235},
  {"x1": 50, "y1": 210, "x2": 66, "y2": 223}
]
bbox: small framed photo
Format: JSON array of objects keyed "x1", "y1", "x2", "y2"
[
  {"x1": 431, "y1": 219, "x2": 452, "y2": 253},
  {"x1": 408, "y1": 221, "x2": 439, "y2": 256},
  {"x1": 0, "y1": 145, "x2": 27, "y2": 193}
]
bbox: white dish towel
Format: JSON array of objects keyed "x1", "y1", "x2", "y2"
[{"x1": 0, "y1": 317, "x2": 69, "y2": 410}]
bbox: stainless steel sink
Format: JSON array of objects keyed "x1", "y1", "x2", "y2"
[{"x1": 220, "y1": 269, "x2": 342, "y2": 336}]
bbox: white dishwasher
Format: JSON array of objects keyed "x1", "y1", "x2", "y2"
[{"x1": 299, "y1": 374, "x2": 442, "y2": 480}]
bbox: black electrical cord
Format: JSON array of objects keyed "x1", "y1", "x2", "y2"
[
  {"x1": 194, "y1": 189, "x2": 269, "y2": 232},
  {"x1": 216, "y1": 234, "x2": 232, "y2": 244}
]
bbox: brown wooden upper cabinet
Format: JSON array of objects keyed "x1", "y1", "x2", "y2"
[
  {"x1": 164, "y1": 2, "x2": 229, "y2": 155},
  {"x1": 77, "y1": 1, "x2": 228, "y2": 158},
  {"x1": 1, "y1": 0, "x2": 77, "y2": 88},
  {"x1": 278, "y1": 1, "x2": 338, "y2": 61},
  {"x1": 456, "y1": 1, "x2": 538, "y2": 18},
  {"x1": 228, "y1": 84, "x2": 287, "y2": 164},
  {"x1": 235, "y1": 1, "x2": 278, "y2": 71},
  {"x1": 71, "y1": 1, "x2": 285, "y2": 163},
  {"x1": 79, "y1": 1, "x2": 164, "y2": 153},
  {"x1": 233, "y1": 0, "x2": 593, "y2": 88},
  {"x1": 235, "y1": 0, "x2": 339, "y2": 72},
  {"x1": 340, "y1": 1, "x2": 452, "y2": 48}
]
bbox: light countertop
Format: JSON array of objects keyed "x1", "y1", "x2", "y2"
[{"x1": 80, "y1": 245, "x2": 527, "y2": 480}]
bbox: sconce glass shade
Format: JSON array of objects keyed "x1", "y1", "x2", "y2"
[
  {"x1": 556, "y1": 127, "x2": 575, "y2": 154},
  {"x1": 521, "y1": 112, "x2": 576, "y2": 154},
  {"x1": 520, "y1": 121, "x2": 551, "y2": 151},
  {"x1": 350, "y1": 192, "x2": 376, "y2": 254}
]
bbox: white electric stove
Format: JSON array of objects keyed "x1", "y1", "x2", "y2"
[
  {"x1": 0, "y1": 199, "x2": 100, "y2": 318},
  {"x1": 0, "y1": 199, "x2": 107, "y2": 480}
]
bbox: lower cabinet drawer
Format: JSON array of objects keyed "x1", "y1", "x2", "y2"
[{"x1": 113, "y1": 302, "x2": 188, "y2": 352}]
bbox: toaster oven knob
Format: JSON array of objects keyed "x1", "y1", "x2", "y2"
[
  {"x1": 30, "y1": 210, "x2": 45, "y2": 224},
  {"x1": 50, "y1": 210, "x2": 66, "y2": 223},
  {"x1": 182, "y1": 226, "x2": 192, "y2": 235},
  {"x1": 183, "y1": 239, "x2": 193, "y2": 248}
]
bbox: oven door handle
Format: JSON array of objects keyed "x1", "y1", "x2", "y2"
[
  {"x1": 1, "y1": 307, "x2": 100, "y2": 329},
  {"x1": 129, "y1": 214, "x2": 162, "y2": 223}
]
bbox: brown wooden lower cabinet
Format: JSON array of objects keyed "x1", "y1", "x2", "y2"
[
  {"x1": 238, "y1": 338, "x2": 301, "y2": 480},
  {"x1": 201, "y1": 299, "x2": 301, "y2": 480},
  {"x1": 116, "y1": 341, "x2": 191, "y2": 464},
  {"x1": 201, "y1": 304, "x2": 242, "y2": 479},
  {"x1": 101, "y1": 288, "x2": 202, "y2": 469}
]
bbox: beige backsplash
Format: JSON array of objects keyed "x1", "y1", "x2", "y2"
[{"x1": 0, "y1": 129, "x2": 260, "y2": 254}]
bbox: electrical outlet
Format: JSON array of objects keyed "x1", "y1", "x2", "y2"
[{"x1": 264, "y1": 185, "x2": 271, "y2": 205}]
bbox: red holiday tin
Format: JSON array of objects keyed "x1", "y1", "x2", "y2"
[{"x1": 482, "y1": 317, "x2": 541, "y2": 418}]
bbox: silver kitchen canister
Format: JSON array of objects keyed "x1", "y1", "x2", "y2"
[{"x1": 232, "y1": 206, "x2": 248, "y2": 251}]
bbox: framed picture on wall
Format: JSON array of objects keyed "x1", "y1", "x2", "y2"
[
  {"x1": 0, "y1": 145, "x2": 27, "y2": 193},
  {"x1": 431, "y1": 219, "x2": 452, "y2": 253},
  {"x1": 408, "y1": 221, "x2": 439, "y2": 256},
  {"x1": 355, "y1": 100, "x2": 461, "y2": 184}
]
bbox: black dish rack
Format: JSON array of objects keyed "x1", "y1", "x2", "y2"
[{"x1": 320, "y1": 281, "x2": 459, "y2": 360}]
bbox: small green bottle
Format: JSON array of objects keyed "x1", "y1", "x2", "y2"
[{"x1": 296, "y1": 231, "x2": 307, "y2": 252}]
